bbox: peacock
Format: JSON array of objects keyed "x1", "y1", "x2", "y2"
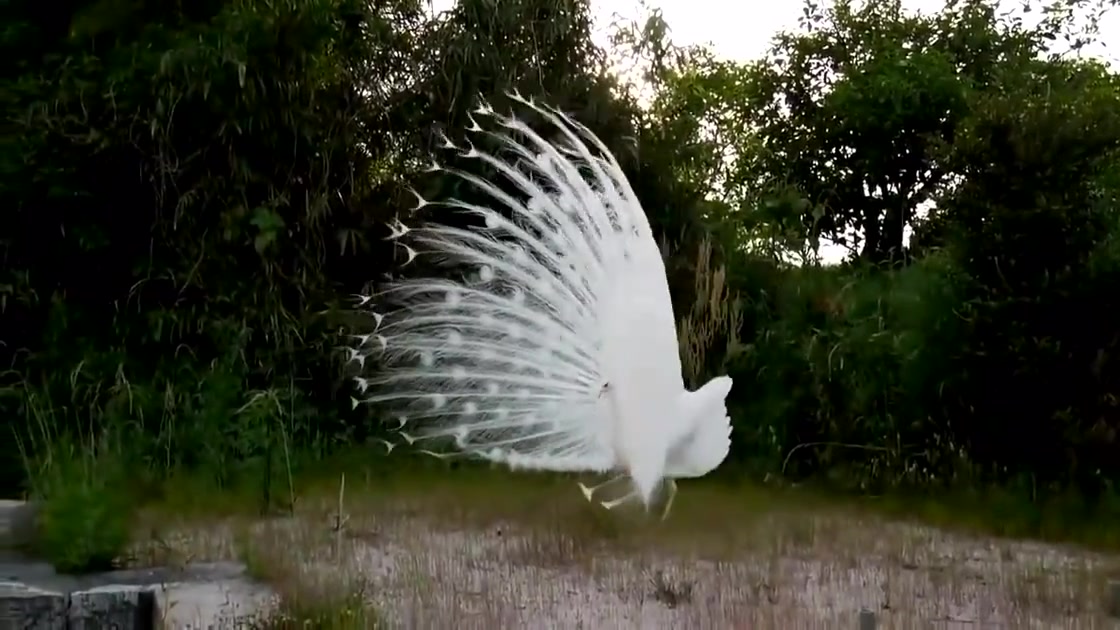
[{"x1": 350, "y1": 93, "x2": 734, "y2": 518}]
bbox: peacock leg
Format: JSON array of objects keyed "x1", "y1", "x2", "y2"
[
  {"x1": 659, "y1": 478, "x2": 678, "y2": 521},
  {"x1": 600, "y1": 488, "x2": 640, "y2": 510},
  {"x1": 577, "y1": 474, "x2": 626, "y2": 502}
]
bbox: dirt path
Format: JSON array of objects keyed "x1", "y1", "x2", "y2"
[{"x1": 133, "y1": 488, "x2": 1120, "y2": 629}]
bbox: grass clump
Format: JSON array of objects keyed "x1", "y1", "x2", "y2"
[
  {"x1": 20, "y1": 426, "x2": 134, "y2": 573},
  {"x1": 231, "y1": 475, "x2": 384, "y2": 630},
  {"x1": 252, "y1": 592, "x2": 380, "y2": 630}
]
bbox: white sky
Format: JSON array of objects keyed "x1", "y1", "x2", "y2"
[
  {"x1": 592, "y1": 0, "x2": 1120, "y2": 68},
  {"x1": 427, "y1": 0, "x2": 1120, "y2": 262}
]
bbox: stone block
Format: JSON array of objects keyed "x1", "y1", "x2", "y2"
[
  {"x1": 0, "y1": 502, "x2": 39, "y2": 550},
  {"x1": 69, "y1": 585, "x2": 154, "y2": 630},
  {"x1": 0, "y1": 581, "x2": 66, "y2": 630}
]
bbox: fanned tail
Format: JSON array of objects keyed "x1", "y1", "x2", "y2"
[{"x1": 351, "y1": 93, "x2": 653, "y2": 474}]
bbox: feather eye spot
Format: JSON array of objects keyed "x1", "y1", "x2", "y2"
[
  {"x1": 451, "y1": 366, "x2": 467, "y2": 380},
  {"x1": 484, "y1": 212, "x2": 501, "y2": 229},
  {"x1": 446, "y1": 330, "x2": 463, "y2": 346},
  {"x1": 445, "y1": 289, "x2": 461, "y2": 307},
  {"x1": 463, "y1": 401, "x2": 478, "y2": 415},
  {"x1": 420, "y1": 351, "x2": 435, "y2": 367},
  {"x1": 478, "y1": 265, "x2": 494, "y2": 282},
  {"x1": 431, "y1": 393, "x2": 447, "y2": 410},
  {"x1": 486, "y1": 382, "x2": 500, "y2": 395}
]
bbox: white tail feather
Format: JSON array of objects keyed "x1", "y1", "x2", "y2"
[{"x1": 352, "y1": 94, "x2": 733, "y2": 510}]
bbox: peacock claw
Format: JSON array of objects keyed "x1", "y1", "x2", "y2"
[{"x1": 577, "y1": 482, "x2": 595, "y2": 502}]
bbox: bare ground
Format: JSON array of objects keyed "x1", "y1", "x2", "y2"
[{"x1": 130, "y1": 474, "x2": 1120, "y2": 629}]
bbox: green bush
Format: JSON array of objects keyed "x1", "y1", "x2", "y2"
[
  {"x1": 723, "y1": 249, "x2": 975, "y2": 487},
  {"x1": 20, "y1": 422, "x2": 132, "y2": 573}
]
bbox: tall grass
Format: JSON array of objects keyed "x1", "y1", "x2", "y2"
[
  {"x1": 16, "y1": 389, "x2": 132, "y2": 572},
  {"x1": 677, "y1": 237, "x2": 745, "y2": 389},
  {"x1": 5, "y1": 348, "x2": 317, "y2": 572}
]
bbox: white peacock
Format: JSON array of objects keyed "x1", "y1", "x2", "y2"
[{"x1": 351, "y1": 93, "x2": 734, "y2": 519}]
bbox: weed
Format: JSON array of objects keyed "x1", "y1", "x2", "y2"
[{"x1": 18, "y1": 393, "x2": 133, "y2": 572}]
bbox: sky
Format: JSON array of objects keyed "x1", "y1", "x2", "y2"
[
  {"x1": 420, "y1": 0, "x2": 1120, "y2": 68},
  {"x1": 591, "y1": 0, "x2": 1120, "y2": 66},
  {"x1": 427, "y1": 0, "x2": 1120, "y2": 262}
]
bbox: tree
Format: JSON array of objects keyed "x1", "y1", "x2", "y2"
[
  {"x1": 735, "y1": 0, "x2": 1059, "y2": 265},
  {"x1": 0, "y1": 0, "x2": 704, "y2": 493},
  {"x1": 934, "y1": 55, "x2": 1120, "y2": 487}
]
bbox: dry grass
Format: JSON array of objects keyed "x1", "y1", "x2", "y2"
[
  {"x1": 129, "y1": 469, "x2": 1120, "y2": 629},
  {"x1": 677, "y1": 236, "x2": 744, "y2": 388}
]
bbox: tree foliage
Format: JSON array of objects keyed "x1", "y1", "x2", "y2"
[
  {"x1": 0, "y1": 0, "x2": 660, "y2": 492},
  {"x1": 3, "y1": 0, "x2": 1120, "y2": 505}
]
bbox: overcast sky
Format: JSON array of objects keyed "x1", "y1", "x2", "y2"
[
  {"x1": 592, "y1": 0, "x2": 1120, "y2": 65},
  {"x1": 422, "y1": 0, "x2": 1120, "y2": 66}
]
